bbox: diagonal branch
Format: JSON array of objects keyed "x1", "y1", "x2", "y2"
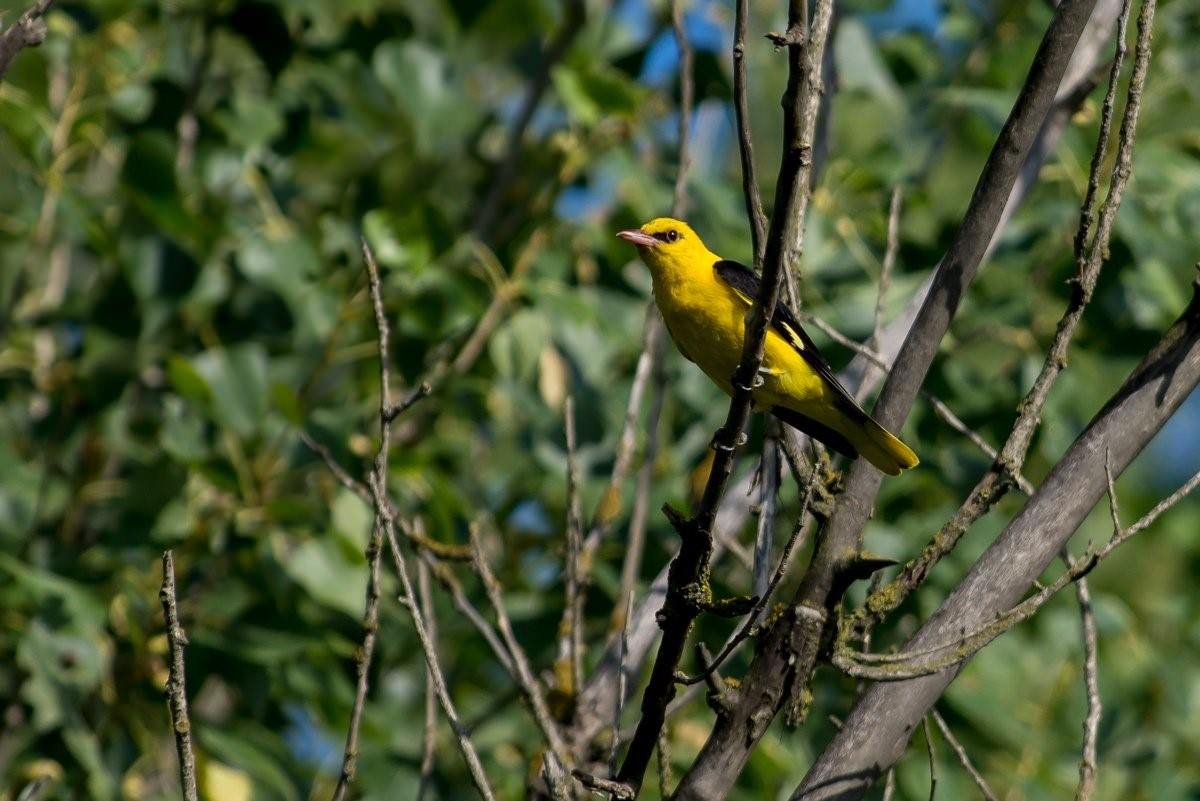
[
  {"x1": 793, "y1": 264, "x2": 1198, "y2": 801},
  {"x1": 0, "y1": 0, "x2": 52, "y2": 81}
]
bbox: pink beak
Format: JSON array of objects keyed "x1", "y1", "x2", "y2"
[{"x1": 617, "y1": 229, "x2": 658, "y2": 248}]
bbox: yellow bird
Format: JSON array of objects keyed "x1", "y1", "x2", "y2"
[{"x1": 618, "y1": 217, "x2": 918, "y2": 475}]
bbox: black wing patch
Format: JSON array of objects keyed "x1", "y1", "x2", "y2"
[
  {"x1": 712, "y1": 259, "x2": 868, "y2": 423},
  {"x1": 769, "y1": 406, "x2": 858, "y2": 460}
]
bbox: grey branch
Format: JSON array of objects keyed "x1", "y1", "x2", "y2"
[
  {"x1": 159, "y1": 551, "x2": 199, "y2": 801},
  {"x1": 931, "y1": 710, "x2": 998, "y2": 801},
  {"x1": 1072, "y1": 559, "x2": 1101, "y2": 801},
  {"x1": 0, "y1": 0, "x2": 52, "y2": 82},
  {"x1": 791, "y1": 267, "x2": 1197, "y2": 801}
]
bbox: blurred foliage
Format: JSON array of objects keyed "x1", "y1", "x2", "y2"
[{"x1": 1, "y1": 0, "x2": 1199, "y2": 799}]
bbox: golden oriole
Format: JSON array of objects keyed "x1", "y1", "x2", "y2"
[{"x1": 618, "y1": 217, "x2": 918, "y2": 475}]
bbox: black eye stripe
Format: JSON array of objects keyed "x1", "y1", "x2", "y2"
[{"x1": 654, "y1": 230, "x2": 681, "y2": 243}]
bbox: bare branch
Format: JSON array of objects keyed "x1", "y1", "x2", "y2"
[
  {"x1": 931, "y1": 710, "x2": 999, "y2": 801},
  {"x1": 733, "y1": 0, "x2": 767, "y2": 266},
  {"x1": 0, "y1": 0, "x2": 52, "y2": 81},
  {"x1": 679, "y1": 447, "x2": 820, "y2": 685},
  {"x1": 794, "y1": 267, "x2": 1197, "y2": 801},
  {"x1": 1072, "y1": 564, "x2": 1101, "y2": 801},
  {"x1": 416, "y1": 560, "x2": 439, "y2": 801},
  {"x1": 362, "y1": 241, "x2": 498, "y2": 801},
  {"x1": 671, "y1": 0, "x2": 693, "y2": 218},
  {"x1": 469, "y1": 526, "x2": 574, "y2": 780},
  {"x1": 159, "y1": 551, "x2": 199, "y2": 801},
  {"x1": 923, "y1": 716, "x2": 937, "y2": 801},
  {"x1": 752, "y1": 433, "x2": 781, "y2": 603},
  {"x1": 330, "y1": 520, "x2": 384, "y2": 801}
]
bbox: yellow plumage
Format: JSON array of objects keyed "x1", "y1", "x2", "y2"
[{"x1": 617, "y1": 217, "x2": 918, "y2": 476}]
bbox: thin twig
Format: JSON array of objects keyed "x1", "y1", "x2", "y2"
[
  {"x1": 656, "y1": 727, "x2": 673, "y2": 800},
  {"x1": 469, "y1": 525, "x2": 574, "y2": 776},
  {"x1": 931, "y1": 710, "x2": 999, "y2": 801},
  {"x1": 362, "y1": 241, "x2": 497, "y2": 801},
  {"x1": 1072, "y1": 564, "x2": 1101, "y2": 801},
  {"x1": 159, "y1": 551, "x2": 199, "y2": 801},
  {"x1": 611, "y1": 589, "x2": 635, "y2": 775},
  {"x1": 833, "y1": 463, "x2": 1200, "y2": 680},
  {"x1": 613, "y1": 365, "x2": 666, "y2": 632},
  {"x1": 416, "y1": 559, "x2": 439, "y2": 801},
  {"x1": 859, "y1": 187, "x2": 903, "y2": 403},
  {"x1": 752, "y1": 432, "x2": 781, "y2": 603},
  {"x1": 732, "y1": 0, "x2": 767, "y2": 267},
  {"x1": 881, "y1": 769, "x2": 896, "y2": 801},
  {"x1": 923, "y1": 716, "x2": 938, "y2": 801},
  {"x1": 330, "y1": 518, "x2": 384, "y2": 801}
]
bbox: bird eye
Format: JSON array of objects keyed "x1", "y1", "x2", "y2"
[{"x1": 666, "y1": 230, "x2": 679, "y2": 243}]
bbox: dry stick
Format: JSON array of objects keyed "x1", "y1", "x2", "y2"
[
  {"x1": 473, "y1": 0, "x2": 585, "y2": 240},
  {"x1": 159, "y1": 551, "x2": 199, "y2": 801},
  {"x1": 559, "y1": 397, "x2": 586, "y2": 700},
  {"x1": 847, "y1": 0, "x2": 1145, "y2": 641},
  {"x1": 330, "y1": 520, "x2": 384, "y2": 801},
  {"x1": 618, "y1": 0, "x2": 835, "y2": 793},
  {"x1": 923, "y1": 716, "x2": 938, "y2": 801},
  {"x1": 416, "y1": 560, "x2": 439, "y2": 801},
  {"x1": 1073, "y1": 567, "x2": 1101, "y2": 801},
  {"x1": 656, "y1": 727, "x2": 674, "y2": 799},
  {"x1": 469, "y1": 527, "x2": 574, "y2": 778},
  {"x1": 794, "y1": 289, "x2": 1196, "y2": 801},
  {"x1": 732, "y1": 0, "x2": 768, "y2": 268},
  {"x1": 675, "y1": 0, "x2": 1105, "y2": 794},
  {"x1": 881, "y1": 770, "x2": 896, "y2": 801},
  {"x1": 361, "y1": 242, "x2": 497, "y2": 801},
  {"x1": 0, "y1": 0, "x2": 51, "y2": 80},
  {"x1": 931, "y1": 710, "x2": 999, "y2": 801}
]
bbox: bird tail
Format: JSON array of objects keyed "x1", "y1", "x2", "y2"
[
  {"x1": 848, "y1": 416, "x2": 919, "y2": 476},
  {"x1": 770, "y1": 405, "x2": 918, "y2": 476}
]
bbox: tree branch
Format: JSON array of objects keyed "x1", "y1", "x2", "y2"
[
  {"x1": 0, "y1": 0, "x2": 52, "y2": 81},
  {"x1": 792, "y1": 261, "x2": 1196, "y2": 801},
  {"x1": 159, "y1": 551, "x2": 199, "y2": 801},
  {"x1": 733, "y1": 0, "x2": 767, "y2": 266}
]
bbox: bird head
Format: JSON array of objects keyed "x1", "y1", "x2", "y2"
[{"x1": 617, "y1": 218, "x2": 712, "y2": 277}]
